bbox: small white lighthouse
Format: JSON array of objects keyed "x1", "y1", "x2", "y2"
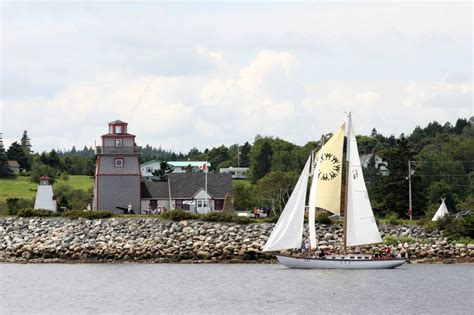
[{"x1": 34, "y1": 175, "x2": 57, "y2": 211}]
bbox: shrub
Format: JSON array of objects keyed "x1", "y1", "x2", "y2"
[
  {"x1": 385, "y1": 213, "x2": 401, "y2": 225},
  {"x1": 63, "y1": 210, "x2": 112, "y2": 219},
  {"x1": 17, "y1": 208, "x2": 60, "y2": 217},
  {"x1": 6, "y1": 198, "x2": 34, "y2": 215},
  {"x1": 315, "y1": 212, "x2": 332, "y2": 225},
  {"x1": 264, "y1": 216, "x2": 279, "y2": 223},
  {"x1": 0, "y1": 200, "x2": 7, "y2": 215},
  {"x1": 399, "y1": 235, "x2": 415, "y2": 244},
  {"x1": 384, "y1": 235, "x2": 398, "y2": 246},
  {"x1": 234, "y1": 216, "x2": 251, "y2": 224},
  {"x1": 160, "y1": 209, "x2": 198, "y2": 221},
  {"x1": 202, "y1": 212, "x2": 234, "y2": 222}
]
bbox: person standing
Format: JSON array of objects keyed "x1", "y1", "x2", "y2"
[{"x1": 304, "y1": 239, "x2": 310, "y2": 257}]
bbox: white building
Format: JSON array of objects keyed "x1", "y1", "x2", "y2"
[
  {"x1": 360, "y1": 154, "x2": 389, "y2": 176},
  {"x1": 34, "y1": 176, "x2": 57, "y2": 211},
  {"x1": 219, "y1": 167, "x2": 249, "y2": 179},
  {"x1": 140, "y1": 160, "x2": 211, "y2": 177}
]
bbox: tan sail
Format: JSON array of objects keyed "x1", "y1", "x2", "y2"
[{"x1": 315, "y1": 123, "x2": 345, "y2": 215}]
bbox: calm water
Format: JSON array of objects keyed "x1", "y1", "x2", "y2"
[{"x1": 1, "y1": 264, "x2": 473, "y2": 314}]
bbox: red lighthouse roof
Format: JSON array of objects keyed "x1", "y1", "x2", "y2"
[
  {"x1": 39, "y1": 175, "x2": 52, "y2": 180},
  {"x1": 108, "y1": 120, "x2": 128, "y2": 125}
]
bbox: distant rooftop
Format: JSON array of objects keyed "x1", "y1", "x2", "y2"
[{"x1": 141, "y1": 160, "x2": 211, "y2": 167}]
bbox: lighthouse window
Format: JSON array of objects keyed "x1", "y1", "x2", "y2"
[
  {"x1": 115, "y1": 139, "x2": 123, "y2": 147},
  {"x1": 115, "y1": 126, "x2": 122, "y2": 134},
  {"x1": 114, "y1": 158, "x2": 124, "y2": 167}
]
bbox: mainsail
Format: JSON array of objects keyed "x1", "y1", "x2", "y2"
[
  {"x1": 432, "y1": 198, "x2": 449, "y2": 221},
  {"x1": 308, "y1": 154, "x2": 321, "y2": 249},
  {"x1": 315, "y1": 124, "x2": 345, "y2": 215},
  {"x1": 345, "y1": 115, "x2": 382, "y2": 247},
  {"x1": 263, "y1": 157, "x2": 311, "y2": 252}
]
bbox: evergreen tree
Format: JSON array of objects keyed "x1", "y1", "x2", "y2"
[
  {"x1": 19, "y1": 130, "x2": 32, "y2": 170},
  {"x1": 0, "y1": 134, "x2": 14, "y2": 178},
  {"x1": 20, "y1": 130, "x2": 32, "y2": 153},
  {"x1": 379, "y1": 135, "x2": 425, "y2": 218},
  {"x1": 152, "y1": 161, "x2": 174, "y2": 181},
  {"x1": 48, "y1": 149, "x2": 61, "y2": 168},
  {"x1": 240, "y1": 142, "x2": 251, "y2": 167},
  {"x1": 7, "y1": 141, "x2": 28, "y2": 170},
  {"x1": 371, "y1": 128, "x2": 378, "y2": 137},
  {"x1": 249, "y1": 138, "x2": 273, "y2": 182}
]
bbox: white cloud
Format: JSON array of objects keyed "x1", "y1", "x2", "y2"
[
  {"x1": 2, "y1": 49, "x2": 472, "y2": 153},
  {"x1": 1, "y1": 2, "x2": 472, "y2": 152}
]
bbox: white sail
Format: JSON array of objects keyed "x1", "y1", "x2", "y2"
[
  {"x1": 308, "y1": 154, "x2": 321, "y2": 249},
  {"x1": 346, "y1": 115, "x2": 382, "y2": 247},
  {"x1": 263, "y1": 157, "x2": 311, "y2": 252},
  {"x1": 432, "y1": 198, "x2": 449, "y2": 221},
  {"x1": 315, "y1": 124, "x2": 345, "y2": 215}
]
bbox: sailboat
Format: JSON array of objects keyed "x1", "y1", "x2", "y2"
[{"x1": 263, "y1": 113, "x2": 405, "y2": 269}]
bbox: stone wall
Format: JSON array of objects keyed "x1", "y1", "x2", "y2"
[{"x1": 1, "y1": 217, "x2": 473, "y2": 263}]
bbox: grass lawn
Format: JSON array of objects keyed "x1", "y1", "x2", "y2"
[{"x1": 0, "y1": 175, "x2": 93, "y2": 202}]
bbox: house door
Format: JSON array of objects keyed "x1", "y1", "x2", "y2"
[{"x1": 196, "y1": 199, "x2": 210, "y2": 214}]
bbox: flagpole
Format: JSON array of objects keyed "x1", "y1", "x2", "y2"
[{"x1": 204, "y1": 162, "x2": 208, "y2": 213}]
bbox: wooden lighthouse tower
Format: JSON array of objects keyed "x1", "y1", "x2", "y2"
[{"x1": 93, "y1": 120, "x2": 141, "y2": 213}]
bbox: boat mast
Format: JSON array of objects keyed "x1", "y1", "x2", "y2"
[{"x1": 343, "y1": 112, "x2": 351, "y2": 255}]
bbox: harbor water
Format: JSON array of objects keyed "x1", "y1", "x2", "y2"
[{"x1": 1, "y1": 264, "x2": 472, "y2": 314}]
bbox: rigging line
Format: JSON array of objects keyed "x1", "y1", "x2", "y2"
[
  {"x1": 415, "y1": 174, "x2": 472, "y2": 177},
  {"x1": 410, "y1": 160, "x2": 474, "y2": 163}
]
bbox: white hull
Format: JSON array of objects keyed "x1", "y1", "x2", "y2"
[{"x1": 277, "y1": 255, "x2": 406, "y2": 269}]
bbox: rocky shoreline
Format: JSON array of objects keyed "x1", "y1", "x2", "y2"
[{"x1": 1, "y1": 217, "x2": 473, "y2": 264}]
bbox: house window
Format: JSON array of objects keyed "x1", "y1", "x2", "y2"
[
  {"x1": 146, "y1": 167, "x2": 153, "y2": 173},
  {"x1": 115, "y1": 139, "x2": 123, "y2": 147},
  {"x1": 114, "y1": 158, "x2": 124, "y2": 167},
  {"x1": 176, "y1": 200, "x2": 183, "y2": 209}
]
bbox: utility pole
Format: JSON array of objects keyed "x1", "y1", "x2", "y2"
[
  {"x1": 408, "y1": 160, "x2": 413, "y2": 221},
  {"x1": 237, "y1": 144, "x2": 240, "y2": 167}
]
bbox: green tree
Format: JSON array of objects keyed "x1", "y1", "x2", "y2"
[
  {"x1": 207, "y1": 145, "x2": 229, "y2": 171},
  {"x1": 254, "y1": 171, "x2": 299, "y2": 216},
  {"x1": 55, "y1": 184, "x2": 91, "y2": 210},
  {"x1": 0, "y1": 134, "x2": 14, "y2": 178},
  {"x1": 7, "y1": 141, "x2": 28, "y2": 171},
  {"x1": 20, "y1": 130, "x2": 33, "y2": 170},
  {"x1": 240, "y1": 142, "x2": 251, "y2": 167},
  {"x1": 152, "y1": 161, "x2": 174, "y2": 181},
  {"x1": 20, "y1": 130, "x2": 32, "y2": 153},
  {"x1": 249, "y1": 137, "x2": 273, "y2": 182},
  {"x1": 233, "y1": 181, "x2": 256, "y2": 210},
  {"x1": 48, "y1": 149, "x2": 61, "y2": 168},
  {"x1": 378, "y1": 135, "x2": 426, "y2": 218},
  {"x1": 30, "y1": 162, "x2": 59, "y2": 183}
]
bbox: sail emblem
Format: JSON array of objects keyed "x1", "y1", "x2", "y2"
[{"x1": 318, "y1": 153, "x2": 341, "y2": 181}]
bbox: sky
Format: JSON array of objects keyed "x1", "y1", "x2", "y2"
[{"x1": 1, "y1": 1, "x2": 472, "y2": 153}]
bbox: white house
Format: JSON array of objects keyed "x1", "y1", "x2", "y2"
[
  {"x1": 219, "y1": 167, "x2": 249, "y2": 179},
  {"x1": 360, "y1": 154, "x2": 389, "y2": 175},
  {"x1": 140, "y1": 160, "x2": 211, "y2": 177},
  {"x1": 34, "y1": 176, "x2": 57, "y2": 211}
]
